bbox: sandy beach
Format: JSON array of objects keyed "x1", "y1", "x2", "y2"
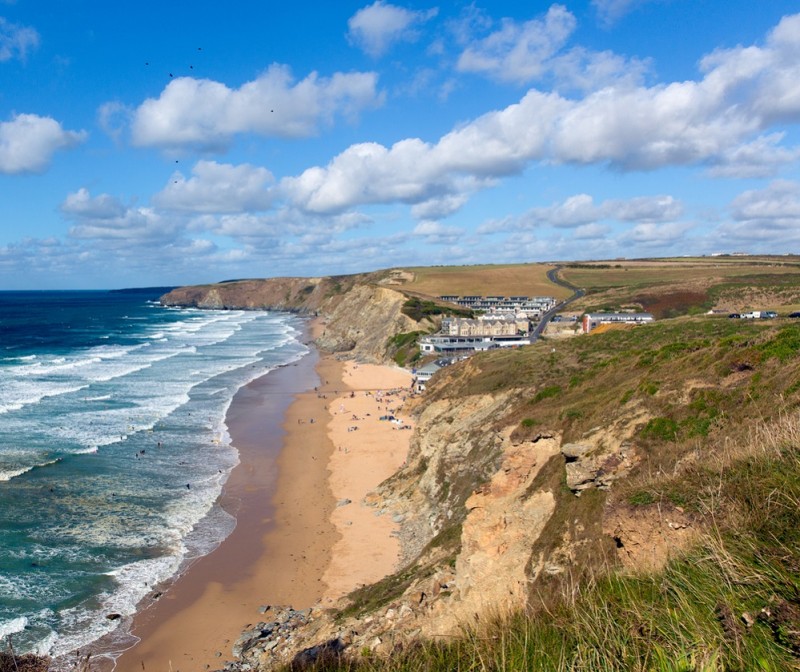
[{"x1": 112, "y1": 336, "x2": 413, "y2": 672}]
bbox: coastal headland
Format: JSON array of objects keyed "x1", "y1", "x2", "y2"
[{"x1": 102, "y1": 258, "x2": 800, "y2": 670}]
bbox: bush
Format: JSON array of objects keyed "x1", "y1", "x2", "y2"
[{"x1": 641, "y1": 416, "x2": 679, "y2": 441}]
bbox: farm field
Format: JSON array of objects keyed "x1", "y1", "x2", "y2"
[
  {"x1": 397, "y1": 263, "x2": 573, "y2": 300},
  {"x1": 556, "y1": 256, "x2": 800, "y2": 318},
  {"x1": 560, "y1": 256, "x2": 800, "y2": 291}
]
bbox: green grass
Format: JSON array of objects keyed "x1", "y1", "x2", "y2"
[
  {"x1": 401, "y1": 297, "x2": 472, "y2": 321},
  {"x1": 533, "y1": 385, "x2": 562, "y2": 403},
  {"x1": 387, "y1": 331, "x2": 424, "y2": 366}
]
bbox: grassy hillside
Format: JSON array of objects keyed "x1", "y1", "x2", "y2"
[
  {"x1": 293, "y1": 315, "x2": 800, "y2": 671},
  {"x1": 559, "y1": 256, "x2": 800, "y2": 318}
]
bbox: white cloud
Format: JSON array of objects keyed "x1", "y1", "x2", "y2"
[
  {"x1": 412, "y1": 220, "x2": 464, "y2": 244},
  {"x1": 453, "y1": 5, "x2": 648, "y2": 91},
  {"x1": 549, "y1": 47, "x2": 651, "y2": 92},
  {"x1": 281, "y1": 138, "x2": 494, "y2": 215},
  {"x1": 716, "y1": 181, "x2": 800, "y2": 248},
  {"x1": 707, "y1": 133, "x2": 800, "y2": 178},
  {"x1": 457, "y1": 5, "x2": 576, "y2": 84},
  {"x1": 574, "y1": 222, "x2": 611, "y2": 239},
  {"x1": 130, "y1": 65, "x2": 383, "y2": 151},
  {"x1": 278, "y1": 8, "x2": 800, "y2": 222},
  {"x1": 97, "y1": 101, "x2": 131, "y2": 144},
  {"x1": 153, "y1": 160, "x2": 274, "y2": 213},
  {"x1": 477, "y1": 193, "x2": 683, "y2": 233},
  {"x1": 273, "y1": 12, "x2": 800, "y2": 226},
  {"x1": 618, "y1": 221, "x2": 692, "y2": 247},
  {"x1": 592, "y1": 0, "x2": 650, "y2": 27},
  {"x1": 0, "y1": 16, "x2": 39, "y2": 62},
  {"x1": 0, "y1": 114, "x2": 86, "y2": 174},
  {"x1": 61, "y1": 188, "x2": 177, "y2": 243},
  {"x1": 730, "y1": 179, "x2": 800, "y2": 224},
  {"x1": 347, "y1": 1, "x2": 438, "y2": 57},
  {"x1": 61, "y1": 188, "x2": 126, "y2": 219}
]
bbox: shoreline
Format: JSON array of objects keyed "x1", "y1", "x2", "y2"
[
  {"x1": 111, "y1": 325, "x2": 414, "y2": 672},
  {"x1": 113, "y1": 337, "x2": 342, "y2": 672}
]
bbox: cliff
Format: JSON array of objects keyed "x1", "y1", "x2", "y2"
[
  {"x1": 161, "y1": 274, "x2": 434, "y2": 363},
  {"x1": 220, "y1": 315, "x2": 800, "y2": 671}
]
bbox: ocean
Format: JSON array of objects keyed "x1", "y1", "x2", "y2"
[{"x1": 0, "y1": 290, "x2": 307, "y2": 659}]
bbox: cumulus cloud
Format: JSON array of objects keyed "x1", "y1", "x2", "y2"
[
  {"x1": 280, "y1": 9, "x2": 800, "y2": 220},
  {"x1": 130, "y1": 64, "x2": 383, "y2": 151},
  {"x1": 457, "y1": 5, "x2": 576, "y2": 84},
  {"x1": 0, "y1": 16, "x2": 39, "y2": 62},
  {"x1": 347, "y1": 1, "x2": 438, "y2": 57},
  {"x1": 730, "y1": 180, "x2": 800, "y2": 225},
  {"x1": 454, "y1": 5, "x2": 649, "y2": 91},
  {"x1": 716, "y1": 181, "x2": 800, "y2": 248},
  {"x1": 477, "y1": 193, "x2": 683, "y2": 233},
  {"x1": 549, "y1": 47, "x2": 651, "y2": 92},
  {"x1": 618, "y1": 221, "x2": 693, "y2": 247},
  {"x1": 154, "y1": 160, "x2": 274, "y2": 213},
  {"x1": 61, "y1": 188, "x2": 177, "y2": 243},
  {"x1": 707, "y1": 133, "x2": 800, "y2": 178},
  {"x1": 412, "y1": 220, "x2": 464, "y2": 244},
  {"x1": 281, "y1": 137, "x2": 495, "y2": 215},
  {"x1": 0, "y1": 114, "x2": 86, "y2": 174}
]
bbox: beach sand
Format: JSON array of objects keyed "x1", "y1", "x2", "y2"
[
  {"x1": 113, "y1": 346, "x2": 413, "y2": 672},
  {"x1": 323, "y1": 362, "x2": 414, "y2": 601}
]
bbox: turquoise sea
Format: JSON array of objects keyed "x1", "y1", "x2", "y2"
[{"x1": 0, "y1": 290, "x2": 306, "y2": 659}]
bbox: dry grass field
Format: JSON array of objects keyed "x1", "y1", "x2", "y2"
[
  {"x1": 560, "y1": 256, "x2": 800, "y2": 291},
  {"x1": 396, "y1": 263, "x2": 573, "y2": 300},
  {"x1": 556, "y1": 256, "x2": 800, "y2": 317}
]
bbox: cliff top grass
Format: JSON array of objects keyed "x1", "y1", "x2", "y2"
[{"x1": 430, "y1": 315, "x2": 800, "y2": 448}]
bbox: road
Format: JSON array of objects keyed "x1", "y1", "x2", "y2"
[{"x1": 530, "y1": 266, "x2": 585, "y2": 342}]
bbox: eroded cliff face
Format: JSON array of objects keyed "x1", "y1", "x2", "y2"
[
  {"x1": 227, "y1": 374, "x2": 630, "y2": 669},
  {"x1": 161, "y1": 276, "x2": 432, "y2": 363},
  {"x1": 315, "y1": 285, "x2": 423, "y2": 360}
]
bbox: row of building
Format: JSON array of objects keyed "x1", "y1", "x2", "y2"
[
  {"x1": 413, "y1": 310, "x2": 654, "y2": 389},
  {"x1": 418, "y1": 311, "x2": 654, "y2": 354},
  {"x1": 439, "y1": 295, "x2": 556, "y2": 318}
]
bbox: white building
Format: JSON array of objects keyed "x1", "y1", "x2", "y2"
[{"x1": 582, "y1": 313, "x2": 654, "y2": 334}]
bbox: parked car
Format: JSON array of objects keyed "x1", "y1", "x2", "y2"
[
  {"x1": 728, "y1": 313, "x2": 741, "y2": 319},
  {"x1": 789, "y1": 312, "x2": 800, "y2": 318},
  {"x1": 761, "y1": 311, "x2": 778, "y2": 319}
]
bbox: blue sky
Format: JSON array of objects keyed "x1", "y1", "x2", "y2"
[{"x1": 2, "y1": 1, "x2": 800, "y2": 289}]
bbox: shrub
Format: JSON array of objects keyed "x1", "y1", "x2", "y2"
[{"x1": 641, "y1": 417, "x2": 679, "y2": 441}]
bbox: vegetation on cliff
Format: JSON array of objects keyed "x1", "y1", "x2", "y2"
[{"x1": 289, "y1": 316, "x2": 800, "y2": 671}]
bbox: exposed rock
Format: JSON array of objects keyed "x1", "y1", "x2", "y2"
[{"x1": 561, "y1": 442, "x2": 592, "y2": 460}]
